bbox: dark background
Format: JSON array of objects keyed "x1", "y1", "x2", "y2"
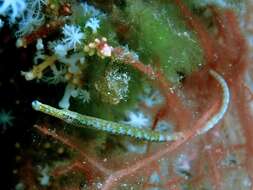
[{"x1": 0, "y1": 26, "x2": 62, "y2": 189}]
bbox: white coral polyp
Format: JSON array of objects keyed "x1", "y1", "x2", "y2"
[
  {"x1": 85, "y1": 17, "x2": 100, "y2": 33},
  {"x1": 0, "y1": 18, "x2": 4, "y2": 28},
  {"x1": 36, "y1": 39, "x2": 44, "y2": 50},
  {"x1": 0, "y1": 0, "x2": 27, "y2": 23},
  {"x1": 82, "y1": 2, "x2": 101, "y2": 17},
  {"x1": 62, "y1": 24, "x2": 85, "y2": 50},
  {"x1": 0, "y1": 109, "x2": 14, "y2": 128},
  {"x1": 71, "y1": 89, "x2": 90, "y2": 103},
  {"x1": 58, "y1": 83, "x2": 76, "y2": 109},
  {"x1": 54, "y1": 44, "x2": 68, "y2": 58},
  {"x1": 123, "y1": 111, "x2": 151, "y2": 129}
]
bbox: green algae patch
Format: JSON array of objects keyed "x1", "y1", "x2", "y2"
[{"x1": 114, "y1": 0, "x2": 204, "y2": 83}]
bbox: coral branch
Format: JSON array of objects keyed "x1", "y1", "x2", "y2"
[
  {"x1": 112, "y1": 47, "x2": 156, "y2": 79},
  {"x1": 52, "y1": 160, "x2": 99, "y2": 185},
  {"x1": 21, "y1": 55, "x2": 57, "y2": 80},
  {"x1": 206, "y1": 137, "x2": 222, "y2": 190},
  {"x1": 173, "y1": 0, "x2": 216, "y2": 64},
  {"x1": 34, "y1": 125, "x2": 111, "y2": 175},
  {"x1": 16, "y1": 19, "x2": 65, "y2": 48},
  {"x1": 112, "y1": 45, "x2": 191, "y2": 128}
]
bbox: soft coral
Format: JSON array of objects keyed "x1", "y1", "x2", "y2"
[{"x1": 0, "y1": 0, "x2": 27, "y2": 23}]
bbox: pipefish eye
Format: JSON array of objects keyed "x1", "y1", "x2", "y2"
[{"x1": 32, "y1": 100, "x2": 41, "y2": 111}]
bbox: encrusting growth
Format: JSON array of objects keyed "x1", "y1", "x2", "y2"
[{"x1": 32, "y1": 69, "x2": 230, "y2": 142}]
